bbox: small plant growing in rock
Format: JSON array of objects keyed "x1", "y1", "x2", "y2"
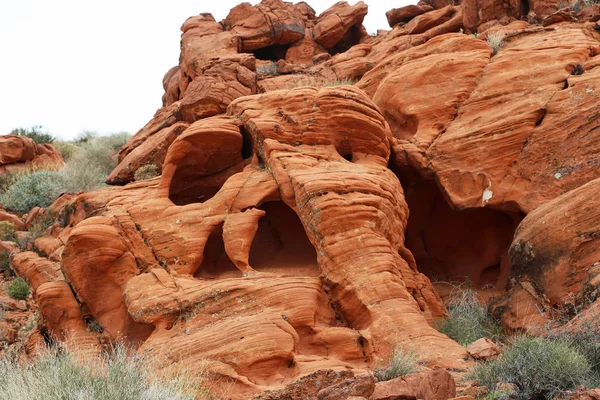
[
  {"x1": 7, "y1": 277, "x2": 30, "y2": 300},
  {"x1": 324, "y1": 78, "x2": 356, "y2": 87},
  {"x1": 468, "y1": 335, "x2": 595, "y2": 400},
  {"x1": 374, "y1": 346, "x2": 419, "y2": 381},
  {"x1": 86, "y1": 319, "x2": 103, "y2": 333},
  {"x1": 0, "y1": 252, "x2": 11, "y2": 274},
  {"x1": 134, "y1": 164, "x2": 160, "y2": 181},
  {"x1": 486, "y1": 32, "x2": 505, "y2": 55},
  {"x1": 28, "y1": 211, "x2": 54, "y2": 240},
  {"x1": 256, "y1": 61, "x2": 279, "y2": 76},
  {"x1": 0, "y1": 222, "x2": 19, "y2": 242},
  {"x1": 437, "y1": 286, "x2": 503, "y2": 346}
]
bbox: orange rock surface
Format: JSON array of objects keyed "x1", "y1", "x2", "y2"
[
  {"x1": 5, "y1": 0, "x2": 600, "y2": 398},
  {"x1": 0, "y1": 135, "x2": 63, "y2": 173}
]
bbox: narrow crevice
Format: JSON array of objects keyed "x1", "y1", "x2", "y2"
[{"x1": 535, "y1": 108, "x2": 547, "y2": 127}]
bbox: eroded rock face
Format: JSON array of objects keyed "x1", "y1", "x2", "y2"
[
  {"x1": 52, "y1": 86, "x2": 467, "y2": 398},
  {"x1": 0, "y1": 135, "x2": 63, "y2": 173},
  {"x1": 509, "y1": 177, "x2": 600, "y2": 312},
  {"x1": 10, "y1": 0, "x2": 600, "y2": 398}
]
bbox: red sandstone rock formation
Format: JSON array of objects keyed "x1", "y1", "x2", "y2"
[
  {"x1": 0, "y1": 135, "x2": 63, "y2": 173},
  {"x1": 5, "y1": 0, "x2": 600, "y2": 398}
]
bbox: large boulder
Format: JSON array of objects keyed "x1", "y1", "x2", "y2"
[
  {"x1": 0, "y1": 135, "x2": 63, "y2": 172},
  {"x1": 510, "y1": 177, "x2": 600, "y2": 309}
]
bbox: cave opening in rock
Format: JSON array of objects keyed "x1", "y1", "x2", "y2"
[
  {"x1": 330, "y1": 25, "x2": 362, "y2": 55},
  {"x1": 395, "y1": 167, "x2": 521, "y2": 290},
  {"x1": 195, "y1": 224, "x2": 243, "y2": 280},
  {"x1": 249, "y1": 201, "x2": 319, "y2": 276},
  {"x1": 253, "y1": 44, "x2": 290, "y2": 62}
]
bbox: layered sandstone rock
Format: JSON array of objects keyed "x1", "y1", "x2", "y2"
[
  {"x1": 8, "y1": 0, "x2": 600, "y2": 398},
  {"x1": 37, "y1": 86, "x2": 467, "y2": 399},
  {"x1": 0, "y1": 135, "x2": 63, "y2": 173},
  {"x1": 509, "y1": 177, "x2": 600, "y2": 313}
]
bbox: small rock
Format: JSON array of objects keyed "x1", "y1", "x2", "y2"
[
  {"x1": 466, "y1": 338, "x2": 501, "y2": 360},
  {"x1": 417, "y1": 368, "x2": 456, "y2": 399}
]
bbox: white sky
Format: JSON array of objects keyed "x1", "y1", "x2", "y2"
[{"x1": 0, "y1": 0, "x2": 409, "y2": 140}]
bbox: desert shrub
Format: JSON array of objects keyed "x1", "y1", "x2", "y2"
[
  {"x1": 374, "y1": 346, "x2": 419, "y2": 381},
  {"x1": 134, "y1": 164, "x2": 160, "y2": 181},
  {"x1": 0, "y1": 252, "x2": 10, "y2": 273},
  {"x1": 27, "y1": 211, "x2": 55, "y2": 240},
  {"x1": 469, "y1": 335, "x2": 594, "y2": 400},
  {"x1": 74, "y1": 130, "x2": 98, "y2": 144},
  {"x1": 0, "y1": 168, "x2": 37, "y2": 195},
  {"x1": 0, "y1": 221, "x2": 18, "y2": 242},
  {"x1": 10, "y1": 126, "x2": 55, "y2": 144},
  {"x1": 52, "y1": 141, "x2": 80, "y2": 162},
  {"x1": 438, "y1": 287, "x2": 503, "y2": 346},
  {"x1": 324, "y1": 78, "x2": 356, "y2": 86},
  {"x1": 0, "y1": 345, "x2": 202, "y2": 399},
  {"x1": 548, "y1": 323, "x2": 600, "y2": 382},
  {"x1": 76, "y1": 132, "x2": 130, "y2": 176},
  {"x1": 1, "y1": 171, "x2": 65, "y2": 213},
  {"x1": 486, "y1": 32, "x2": 505, "y2": 55},
  {"x1": 256, "y1": 61, "x2": 279, "y2": 76},
  {"x1": 7, "y1": 277, "x2": 29, "y2": 300},
  {"x1": 60, "y1": 156, "x2": 107, "y2": 193}
]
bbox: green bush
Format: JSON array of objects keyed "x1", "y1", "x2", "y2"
[
  {"x1": 10, "y1": 126, "x2": 55, "y2": 144},
  {"x1": 7, "y1": 277, "x2": 29, "y2": 300},
  {"x1": 469, "y1": 335, "x2": 594, "y2": 400},
  {"x1": 374, "y1": 347, "x2": 419, "y2": 381},
  {"x1": 0, "y1": 252, "x2": 10, "y2": 273},
  {"x1": 0, "y1": 221, "x2": 18, "y2": 242},
  {"x1": 438, "y1": 287, "x2": 503, "y2": 346},
  {"x1": 0, "y1": 168, "x2": 36, "y2": 195},
  {"x1": 0, "y1": 345, "x2": 202, "y2": 399},
  {"x1": 52, "y1": 141, "x2": 80, "y2": 162},
  {"x1": 548, "y1": 323, "x2": 600, "y2": 382},
  {"x1": 27, "y1": 211, "x2": 55, "y2": 240},
  {"x1": 134, "y1": 164, "x2": 160, "y2": 181},
  {"x1": 1, "y1": 171, "x2": 65, "y2": 213}
]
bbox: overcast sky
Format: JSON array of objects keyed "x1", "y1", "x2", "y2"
[{"x1": 0, "y1": 0, "x2": 409, "y2": 140}]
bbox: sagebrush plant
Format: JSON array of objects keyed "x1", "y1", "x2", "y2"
[
  {"x1": 437, "y1": 286, "x2": 503, "y2": 346},
  {"x1": 486, "y1": 32, "x2": 505, "y2": 55},
  {"x1": 52, "y1": 141, "x2": 80, "y2": 162},
  {"x1": 468, "y1": 335, "x2": 595, "y2": 400},
  {"x1": 28, "y1": 210, "x2": 55, "y2": 240},
  {"x1": 1, "y1": 171, "x2": 66, "y2": 213},
  {"x1": 547, "y1": 321, "x2": 600, "y2": 382},
  {"x1": 10, "y1": 126, "x2": 55, "y2": 144},
  {"x1": 0, "y1": 132, "x2": 131, "y2": 214},
  {"x1": 0, "y1": 344, "x2": 207, "y2": 400},
  {"x1": 0, "y1": 221, "x2": 19, "y2": 242},
  {"x1": 7, "y1": 277, "x2": 29, "y2": 300},
  {"x1": 0, "y1": 252, "x2": 10, "y2": 273},
  {"x1": 134, "y1": 164, "x2": 160, "y2": 181},
  {"x1": 0, "y1": 167, "x2": 38, "y2": 195},
  {"x1": 374, "y1": 346, "x2": 419, "y2": 381}
]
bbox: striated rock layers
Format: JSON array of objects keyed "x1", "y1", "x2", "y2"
[
  {"x1": 6, "y1": 0, "x2": 600, "y2": 398},
  {"x1": 0, "y1": 135, "x2": 63, "y2": 173}
]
